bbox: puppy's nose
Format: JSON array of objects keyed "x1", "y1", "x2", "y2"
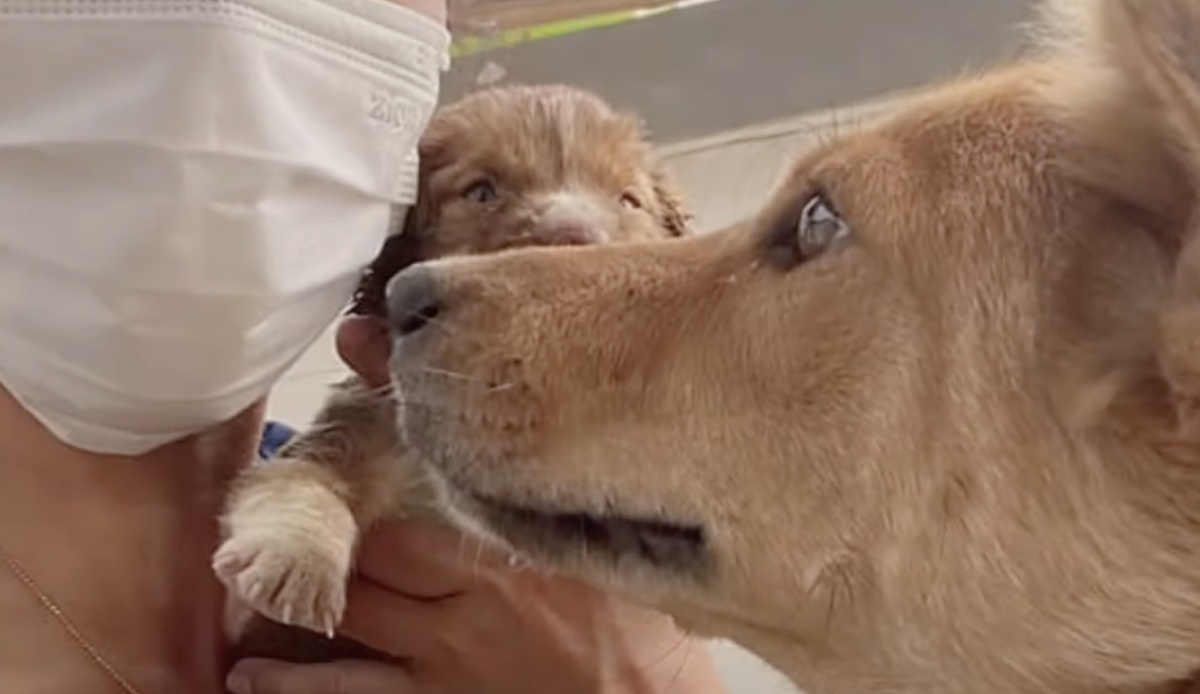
[
  {"x1": 386, "y1": 265, "x2": 442, "y2": 339},
  {"x1": 537, "y1": 224, "x2": 604, "y2": 246}
]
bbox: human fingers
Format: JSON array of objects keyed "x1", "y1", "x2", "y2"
[
  {"x1": 335, "y1": 316, "x2": 392, "y2": 389},
  {"x1": 334, "y1": 574, "x2": 455, "y2": 659},
  {"x1": 226, "y1": 657, "x2": 418, "y2": 694},
  {"x1": 387, "y1": 0, "x2": 446, "y2": 23},
  {"x1": 356, "y1": 518, "x2": 510, "y2": 596}
]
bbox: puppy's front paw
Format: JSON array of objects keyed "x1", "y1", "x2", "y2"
[{"x1": 214, "y1": 479, "x2": 358, "y2": 637}]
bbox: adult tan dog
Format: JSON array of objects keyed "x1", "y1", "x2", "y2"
[
  {"x1": 380, "y1": 1, "x2": 1200, "y2": 692},
  {"x1": 216, "y1": 84, "x2": 690, "y2": 657}
]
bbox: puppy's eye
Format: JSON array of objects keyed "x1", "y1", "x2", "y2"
[
  {"x1": 795, "y1": 193, "x2": 850, "y2": 258},
  {"x1": 463, "y1": 179, "x2": 499, "y2": 203},
  {"x1": 620, "y1": 192, "x2": 643, "y2": 210}
]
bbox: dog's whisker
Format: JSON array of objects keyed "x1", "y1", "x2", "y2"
[
  {"x1": 420, "y1": 366, "x2": 473, "y2": 381},
  {"x1": 420, "y1": 366, "x2": 517, "y2": 391},
  {"x1": 656, "y1": 634, "x2": 695, "y2": 693}
]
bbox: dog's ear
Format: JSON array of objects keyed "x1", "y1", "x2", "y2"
[
  {"x1": 1094, "y1": 0, "x2": 1200, "y2": 413},
  {"x1": 650, "y1": 166, "x2": 694, "y2": 237},
  {"x1": 1034, "y1": 0, "x2": 1195, "y2": 224},
  {"x1": 1101, "y1": 0, "x2": 1200, "y2": 168}
]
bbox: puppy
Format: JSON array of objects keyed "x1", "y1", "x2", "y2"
[{"x1": 214, "y1": 84, "x2": 692, "y2": 655}]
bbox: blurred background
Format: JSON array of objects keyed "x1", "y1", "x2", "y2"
[{"x1": 272, "y1": 0, "x2": 1037, "y2": 689}]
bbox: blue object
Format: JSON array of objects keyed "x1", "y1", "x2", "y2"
[{"x1": 258, "y1": 420, "x2": 298, "y2": 461}]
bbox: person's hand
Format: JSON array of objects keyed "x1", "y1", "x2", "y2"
[
  {"x1": 390, "y1": 0, "x2": 446, "y2": 23},
  {"x1": 226, "y1": 519, "x2": 727, "y2": 694}
]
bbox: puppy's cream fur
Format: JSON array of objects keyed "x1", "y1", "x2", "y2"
[
  {"x1": 379, "y1": 2, "x2": 1200, "y2": 693},
  {"x1": 214, "y1": 84, "x2": 690, "y2": 656}
]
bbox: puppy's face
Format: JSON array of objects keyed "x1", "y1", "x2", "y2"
[
  {"x1": 412, "y1": 85, "x2": 689, "y2": 256},
  {"x1": 349, "y1": 85, "x2": 689, "y2": 317}
]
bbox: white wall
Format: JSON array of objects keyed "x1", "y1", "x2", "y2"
[
  {"x1": 265, "y1": 94, "x2": 908, "y2": 693},
  {"x1": 656, "y1": 91, "x2": 910, "y2": 234}
]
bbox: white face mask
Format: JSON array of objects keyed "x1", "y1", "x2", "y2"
[{"x1": 0, "y1": 0, "x2": 448, "y2": 455}]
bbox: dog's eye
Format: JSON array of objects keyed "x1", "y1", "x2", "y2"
[
  {"x1": 765, "y1": 191, "x2": 852, "y2": 270},
  {"x1": 795, "y1": 193, "x2": 849, "y2": 259},
  {"x1": 620, "y1": 192, "x2": 643, "y2": 210},
  {"x1": 463, "y1": 179, "x2": 499, "y2": 203}
]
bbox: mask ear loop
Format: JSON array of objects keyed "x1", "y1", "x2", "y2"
[{"x1": 0, "y1": 542, "x2": 143, "y2": 694}]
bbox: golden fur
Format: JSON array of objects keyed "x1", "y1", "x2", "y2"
[
  {"x1": 371, "y1": 1, "x2": 1200, "y2": 692},
  {"x1": 213, "y1": 84, "x2": 690, "y2": 659}
]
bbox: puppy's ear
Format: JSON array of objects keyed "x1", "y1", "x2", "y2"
[
  {"x1": 627, "y1": 110, "x2": 693, "y2": 238},
  {"x1": 348, "y1": 213, "x2": 425, "y2": 317},
  {"x1": 348, "y1": 145, "x2": 439, "y2": 316},
  {"x1": 650, "y1": 166, "x2": 694, "y2": 237}
]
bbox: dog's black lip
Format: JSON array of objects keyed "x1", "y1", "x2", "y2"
[{"x1": 464, "y1": 489, "x2": 711, "y2": 578}]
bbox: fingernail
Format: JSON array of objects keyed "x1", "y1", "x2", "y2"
[{"x1": 226, "y1": 671, "x2": 251, "y2": 694}]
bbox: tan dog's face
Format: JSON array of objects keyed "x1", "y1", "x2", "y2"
[{"x1": 385, "y1": 2, "x2": 1200, "y2": 691}]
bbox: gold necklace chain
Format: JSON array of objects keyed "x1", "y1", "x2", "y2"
[{"x1": 0, "y1": 541, "x2": 144, "y2": 694}]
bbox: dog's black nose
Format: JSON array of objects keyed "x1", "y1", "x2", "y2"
[{"x1": 386, "y1": 265, "x2": 442, "y2": 338}]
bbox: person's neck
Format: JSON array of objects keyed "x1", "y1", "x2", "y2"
[{"x1": 0, "y1": 386, "x2": 262, "y2": 694}]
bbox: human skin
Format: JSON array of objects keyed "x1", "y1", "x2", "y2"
[
  {"x1": 224, "y1": 519, "x2": 730, "y2": 694},
  {"x1": 398, "y1": 0, "x2": 446, "y2": 22},
  {"x1": 0, "y1": 384, "x2": 266, "y2": 693},
  {"x1": 0, "y1": 5, "x2": 448, "y2": 694}
]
